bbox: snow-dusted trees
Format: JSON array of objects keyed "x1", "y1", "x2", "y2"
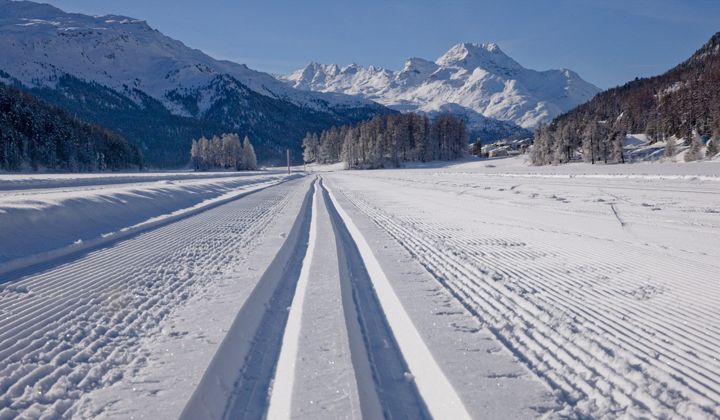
[
  {"x1": 610, "y1": 131, "x2": 625, "y2": 163},
  {"x1": 531, "y1": 118, "x2": 629, "y2": 165},
  {"x1": 190, "y1": 139, "x2": 200, "y2": 169},
  {"x1": 303, "y1": 113, "x2": 467, "y2": 169},
  {"x1": 707, "y1": 129, "x2": 719, "y2": 158},
  {"x1": 527, "y1": 32, "x2": 720, "y2": 166},
  {"x1": 430, "y1": 114, "x2": 468, "y2": 161},
  {"x1": 530, "y1": 124, "x2": 553, "y2": 165},
  {"x1": 222, "y1": 133, "x2": 242, "y2": 168},
  {"x1": 341, "y1": 125, "x2": 361, "y2": 168},
  {"x1": 553, "y1": 124, "x2": 573, "y2": 164},
  {"x1": 302, "y1": 133, "x2": 319, "y2": 163},
  {"x1": 411, "y1": 113, "x2": 430, "y2": 162},
  {"x1": 242, "y1": 136, "x2": 257, "y2": 170},
  {"x1": 581, "y1": 121, "x2": 611, "y2": 164},
  {"x1": 190, "y1": 133, "x2": 256, "y2": 170},
  {"x1": 684, "y1": 129, "x2": 704, "y2": 162},
  {"x1": 664, "y1": 135, "x2": 676, "y2": 159}
]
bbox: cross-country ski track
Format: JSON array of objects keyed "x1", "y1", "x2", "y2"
[{"x1": 1, "y1": 160, "x2": 719, "y2": 419}]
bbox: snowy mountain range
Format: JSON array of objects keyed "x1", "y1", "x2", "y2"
[
  {"x1": 281, "y1": 43, "x2": 601, "y2": 130},
  {"x1": 0, "y1": 0, "x2": 389, "y2": 166},
  {"x1": 0, "y1": 0, "x2": 379, "y2": 115}
]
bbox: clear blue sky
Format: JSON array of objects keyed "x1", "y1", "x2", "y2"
[{"x1": 46, "y1": 0, "x2": 719, "y2": 88}]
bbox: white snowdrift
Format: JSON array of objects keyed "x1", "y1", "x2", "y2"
[
  {"x1": 0, "y1": 172, "x2": 299, "y2": 273},
  {"x1": 0, "y1": 171, "x2": 266, "y2": 191},
  {"x1": 391, "y1": 154, "x2": 720, "y2": 179}
]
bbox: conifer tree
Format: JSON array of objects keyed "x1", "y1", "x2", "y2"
[
  {"x1": 301, "y1": 112, "x2": 467, "y2": 169},
  {"x1": 197, "y1": 136, "x2": 210, "y2": 170},
  {"x1": 471, "y1": 138, "x2": 483, "y2": 157},
  {"x1": 664, "y1": 134, "x2": 676, "y2": 159},
  {"x1": 684, "y1": 129, "x2": 703, "y2": 162},
  {"x1": 302, "y1": 132, "x2": 319, "y2": 163},
  {"x1": 242, "y1": 136, "x2": 257, "y2": 170},
  {"x1": 610, "y1": 131, "x2": 625, "y2": 163},
  {"x1": 221, "y1": 133, "x2": 242, "y2": 169},
  {"x1": 706, "y1": 130, "x2": 719, "y2": 159},
  {"x1": 190, "y1": 139, "x2": 200, "y2": 170}
]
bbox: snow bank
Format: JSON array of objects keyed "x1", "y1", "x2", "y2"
[
  {"x1": 0, "y1": 173, "x2": 299, "y2": 274},
  {"x1": 394, "y1": 155, "x2": 720, "y2": 178},
  {"x1": 0, "y1": 171, "x2": 266, "y2": 191}
]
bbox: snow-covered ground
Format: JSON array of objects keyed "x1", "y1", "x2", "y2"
[
  {"x1": 0, "y1": 171, "x2": 297, "y2": 273},
  {"x1": 0, "y1": 171, "x2": 269, "y2": 191},
  {"x1": 322, "y1": 157, "x2": 720, "y2": 418},
  {"x1": 0, "y1": 157, "x2": 718, "y2": 418}
]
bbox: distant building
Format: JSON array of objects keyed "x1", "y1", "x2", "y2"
[
  {"x1": 489, "y1": 148, "x2": 509, "y2": 157},
  {"x1": 480, "y1": 137, "x2": 532, "y2": 157}
]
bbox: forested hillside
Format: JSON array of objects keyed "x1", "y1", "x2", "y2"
[
  {"x1": 303, "y1": 113, "x2": 468, "y2": 169},
  {"x1": 0, "y1": 83, "x2": 142, "y2": 171},
  {"x1": 22, "y1": 73, "x2": 389, "y2": 168},
  {"x1": 532, "y1": 32, "x2": 720, "y2": 165}
]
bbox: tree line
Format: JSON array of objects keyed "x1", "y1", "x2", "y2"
[
  {"x1": 1, "y1": 83, "x2": 142, "y2": 171},
  {"x1": 531, "y1": 32, "x2": 720, "y2": 165},
  {"x1": 302, "y1": 113, "x2": 468, "y2": 169},
  {"x1": 190, "y1": 133, "x2": 257, "y2": 171}
]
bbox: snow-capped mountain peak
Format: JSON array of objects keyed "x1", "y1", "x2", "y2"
[
  {"x1": 0, "y1": 0, "x2": 378, "y2": 117},
  {"x1": 281, "y1": 42, "x2": 601, "y2": 129},
  {"x1": 398, "y1": 57, "x2": 438, "y2": 84},
  {"x1": 435, "y1": 42, "x2": 522, "y2": 73}
]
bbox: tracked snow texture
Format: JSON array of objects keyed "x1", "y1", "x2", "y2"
[
  {"x1": 0, "y1": 177, "x2": 304, "y2": 418},
  {"x1": 1, "y1": 158, "x2": 719, "y2": 418},
  {"x1": 322, "y1": 159, "x2": 720, "y2": 418},
  {"x1": 0, "y1": 172, "x2": 294, "y2": 270},
  {"x1": 275, "y1": 183, "x2": 363, "y2": 419}
]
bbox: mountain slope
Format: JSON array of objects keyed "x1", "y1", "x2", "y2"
[
  {"x1": 0, "y1": 81, "x2": 142, "y2": 171},
  {"x1": 281, "y1": 42, "x2": 601, "y2": 131},
  {"x1": 0, "y1": 0, "x2": 390, "y2": 166},
  {"x1": 531, "y1": 32, "x2": 720, "y2": 165}
]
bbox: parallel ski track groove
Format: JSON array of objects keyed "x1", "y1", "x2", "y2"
[
  {"x1": 321, "y1": 181, "x2": 431, "y2": 420},
  {"x1": 0, "y1": 179, "x2": 299, "y2": 417},
  {"x1": 330, "y1": 178, "x2": 720, "y2": 419}
]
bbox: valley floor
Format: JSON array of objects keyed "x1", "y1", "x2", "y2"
[{"x1": 0, "y1": 157, "x2": 718, "y2": 418}]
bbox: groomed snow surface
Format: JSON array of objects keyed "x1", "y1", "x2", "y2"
[{"x1": 1, "y1": 157, "x2": 719, "y2": 419}]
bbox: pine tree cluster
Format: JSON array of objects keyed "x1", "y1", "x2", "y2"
[
  {"x1": 190, "y1": 134, "x2": 257, "y2": 171},
  {"x1": 302, "y1": 113, "x2": 468, "y2": 169},
  {"x1": 0, "y1": 84, "x2": 142, "y2": 171}
]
